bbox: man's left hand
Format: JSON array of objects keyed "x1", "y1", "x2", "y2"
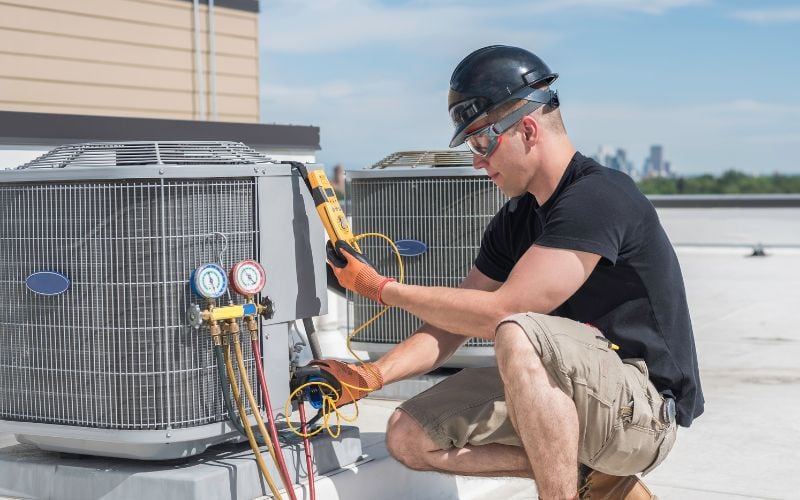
[
  {"x1": 292, "y1": 359, "x2": 384, "y2": 408},
  {"x1": 326, "y1": 240, "x2": 394, "y2": 304}
]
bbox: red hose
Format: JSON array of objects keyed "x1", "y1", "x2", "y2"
[
  {"x1": 252, "y1": 339, "x2": 298, "y2": 500},
  {"x1": 297, "y1": 398, "x2": 316, "y2": 500}
]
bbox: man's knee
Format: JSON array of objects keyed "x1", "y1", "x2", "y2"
[
  {"x1": 385, "y1": 409, "x2": 435, "y2": 470},
  {"x1": 494, "y1": 317, "x2": 546, "y2": 377}
]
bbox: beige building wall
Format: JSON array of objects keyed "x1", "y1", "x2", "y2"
[{"x1": 0, "y1": 0, "x2": 259, "y2": 122}]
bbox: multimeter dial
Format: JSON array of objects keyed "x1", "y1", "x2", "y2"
[
  {"x1": 190, "y1": 263, "x2": 228, "y2": 299},
  {"x1": 229, "y1": 260, "x2": 266, "y2": 296}
]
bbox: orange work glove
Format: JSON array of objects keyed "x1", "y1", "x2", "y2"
[
  {"x1": 326, "y1": 240, "x2": 395, "y2": 304},
  {"x1": 293, "y1": 359, "x2": 384, "y2": 408}
]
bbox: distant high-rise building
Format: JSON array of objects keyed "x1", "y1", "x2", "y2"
[{"x1": 643, "y1": 145, "x2": 670, "y2": 178}]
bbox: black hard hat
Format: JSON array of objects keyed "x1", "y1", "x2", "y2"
[{"x1": 448, "y1": 45, "x2": 559, "y2": 148}]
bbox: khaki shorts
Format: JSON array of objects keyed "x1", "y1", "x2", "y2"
[{"x1": 398, "y1": 312, "x2": 677, "y2": 476}]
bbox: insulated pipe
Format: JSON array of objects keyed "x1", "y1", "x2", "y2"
[{"x1": 302, "y1": 317, "x2": 323, "y2": 360}]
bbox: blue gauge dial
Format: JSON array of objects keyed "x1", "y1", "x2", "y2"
[{"x1": 190, "y1": 263, "x2": 228, "y2": 299}]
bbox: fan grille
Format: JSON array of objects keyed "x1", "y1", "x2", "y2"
[{"x1": 18, "y1": 141, "x2": 271, "y2": 169}]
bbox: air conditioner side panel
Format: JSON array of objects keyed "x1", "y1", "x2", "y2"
[{"x1": 258, "y1": 171, "x2": 327, "y2": 324}]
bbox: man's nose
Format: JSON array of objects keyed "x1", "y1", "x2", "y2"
[{"x1": 472, "y1": 154, "x2": 487, "y2": 170}]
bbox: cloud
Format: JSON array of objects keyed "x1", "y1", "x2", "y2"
[
  {"x1": 260, "y1": 0, "x2": 704, "y2": 54},
  {"x1": 522, "y1": 0, "x2": 708, "y2": 15},
  {"x1": 746, "y1": 133, "x2": 800, "y2": 146},
  {"x1": 261, "y1": 78, "x2": 452, "y2": 168},
  {"x1": 730, "y1": 7, "x2": 800, "y2": 24},
  {"x1": 262, "y1": 0, "x2": 542, "y2": 54},
  {"x1": 705, "y1": 100, "x2": 800, "y2": 122}
]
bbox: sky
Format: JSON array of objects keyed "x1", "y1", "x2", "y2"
[{"x1": 258, "y1": 0, "x2": 800, "y2": 176}]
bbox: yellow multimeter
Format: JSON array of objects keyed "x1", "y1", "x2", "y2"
[{"x1": 285, "y1": 161, "x2": 361, "y2": 253}]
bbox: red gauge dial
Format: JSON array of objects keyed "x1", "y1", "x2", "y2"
[{"x1": 229, "y1": 260, "x2": 266, "y2": 296}]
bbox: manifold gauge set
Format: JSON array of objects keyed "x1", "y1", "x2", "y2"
[
  {"x1": 190, "y1": 260, "x2": 268, "y2": 300},
  {"x1": 186, "y1": 260, "x2": 274, "y2": 329}
]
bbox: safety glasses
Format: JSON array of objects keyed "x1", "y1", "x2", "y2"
[
  {"x1": 464, "y1": 100, "x2": 542, "y2": 157},
  {"x1": 464, "y1": 124, "x2": 504, "y2": 157}
]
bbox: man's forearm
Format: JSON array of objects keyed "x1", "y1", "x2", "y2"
[
  {"x1": 375, "y1": 323, "x2": 467, "y2": 384},
  {"x1": 381, "y1": 281, "x2": 512, "y2": 340}
]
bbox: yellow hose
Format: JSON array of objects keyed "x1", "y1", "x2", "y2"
[
  {"x1": 223, "y1": 344, "x2": 284, "y2": 500},
  {"x1": 232, "y1": 335, "x2": 295, "y2": 495}
]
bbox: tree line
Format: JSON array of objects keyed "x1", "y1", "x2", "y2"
[{"x1": 638, "y1": 170, "x2": 800, "y2": 194}]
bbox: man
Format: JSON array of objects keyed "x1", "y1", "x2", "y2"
[{"x1": 312, "y1": 45, "x2": 704, "y2": 499}]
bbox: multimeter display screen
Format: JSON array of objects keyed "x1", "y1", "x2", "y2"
[{"x1": 325, "y1": 187, "x2": 336, "y2": 198}]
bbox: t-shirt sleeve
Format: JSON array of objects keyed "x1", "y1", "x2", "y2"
[
  {"x1": 534, "y1": 178, "x2": 629, "y2": 264},
  {"x1": 474, "y1": 205, "x2": 517, "y2": 282}
]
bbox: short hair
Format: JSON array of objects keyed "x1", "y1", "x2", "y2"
[{"x1": 487, "y1": 86, "x2": 566, "y2": 135}]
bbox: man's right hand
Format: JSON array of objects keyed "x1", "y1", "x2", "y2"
[
  {"x1": 326, "y1": 241, "x2": 395, "y2": 304},
  {"x1": 292, "y1": 359, "x2": 384, "y2": 408}
]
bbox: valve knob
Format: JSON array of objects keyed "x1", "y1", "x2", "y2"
[
  {"x1": 260, "y1": 296, "x2": 275, "y2": 320},
  {"x1": 187, "y1": 304, "x2": 203, "y2": 329}
]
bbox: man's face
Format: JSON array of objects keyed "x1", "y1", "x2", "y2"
[{"x1": 467, "y1": 116, "x2": 533, "y2": 197}]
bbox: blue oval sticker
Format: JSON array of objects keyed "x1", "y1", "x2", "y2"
[
  {"x1": 25, "y1": 271, "x2": 71, "y2": 296},
  {"x1": 395, "y1": 239, "x2": 428, "y2": 257}
]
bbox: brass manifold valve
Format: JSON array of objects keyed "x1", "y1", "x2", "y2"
[{"x1": 187, "y1": 297, "x2": 275, "y2": 330}]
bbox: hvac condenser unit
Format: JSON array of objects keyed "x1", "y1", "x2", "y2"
[
  {"x1": 348, "y1": 151, "x2": 508, "y2": 367},
  {"x1": 0, "y1": 142, "x2": 327, "y2": 460}
]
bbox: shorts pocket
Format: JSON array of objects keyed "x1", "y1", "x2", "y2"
[
  {"x1": 625, "y1": 361, "x2": 659, "y2": 430},
  {"x1": 554, "y1": 337, "x2": 627, "y2": 465},
  {"x1": 588, "y1": 360, "x2": 664, "y2": 475},
  {"x1": 550, "y1": 333, "x2": 625, "y2": 407}
]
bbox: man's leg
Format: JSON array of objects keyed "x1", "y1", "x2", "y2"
[
  {"x1": 387, "y1": 313, "x2": 672, "y2": 499},
  {"x1": 386, "y1": 409, "x2": 534, "y2": 479},
  {"x1": 494, "y1": 320, "x2": 580, "y2": 499}
]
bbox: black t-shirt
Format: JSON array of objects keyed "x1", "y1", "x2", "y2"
[{"x1": 475, "y1": 152, "x2": 704, "y2": 427}]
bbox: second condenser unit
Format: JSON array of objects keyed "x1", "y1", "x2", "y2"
[{"x1": 347, "y1": 151, "x2": 508, "y2": 367}]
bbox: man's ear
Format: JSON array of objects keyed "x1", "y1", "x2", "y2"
[{"x1": 520, "y1": 115, "x2": 539, "y2": 144}]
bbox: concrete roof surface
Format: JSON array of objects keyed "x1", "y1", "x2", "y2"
[{"x1": 642, "y1": 247, "x2": 799, "y2": 500}]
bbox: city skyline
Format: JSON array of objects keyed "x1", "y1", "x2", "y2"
[
  {"x1": 592, "y1": 143, "x2": 672, "y2": 180},
  {"x1": 259, "y1": 0, "x2": 799, "y2": 175}
]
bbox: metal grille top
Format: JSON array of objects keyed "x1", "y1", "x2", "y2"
[
  {"x1": 368, "y1": 150, "x2": 473, "y2": 169},
  {"x1": 18, "y1": 141, "x2": 272, "y2": 169}
]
